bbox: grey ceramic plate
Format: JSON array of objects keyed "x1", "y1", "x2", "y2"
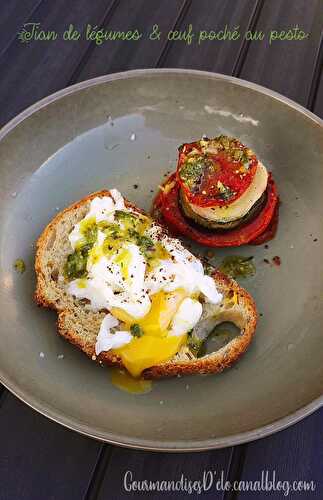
[{"x1": 0, "y1": 69, "x2": 322, "y2": 451}]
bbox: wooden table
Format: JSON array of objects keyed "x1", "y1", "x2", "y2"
[{"x1": 0, "y1": 1, "x2": 322, "y2": 498}]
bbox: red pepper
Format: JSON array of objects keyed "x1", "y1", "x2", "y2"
[
  {"x1": 153, "y1": 173, "x2": 279, "y2": 247},
  {"x1": 249, "y1": 200, "x2": 280, "y2": 245}
]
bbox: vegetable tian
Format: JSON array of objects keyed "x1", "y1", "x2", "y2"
[{"x1": 153, "y1": 135, "x2": 279, "y2": 247}]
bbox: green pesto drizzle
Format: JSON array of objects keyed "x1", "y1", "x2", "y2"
[{"x1": 218, "y1": 255, "x2": 256, "y2": 279}]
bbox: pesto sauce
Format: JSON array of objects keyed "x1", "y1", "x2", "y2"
[
  {"x1": 64, "y1": 218, "x2": 98, "y2": 279},
  {"x1": 64, "y1": 245, "x2": 90, "y2": 279},
  {"x1": 179, "y1": 158, "x2": 205, "y2": 189},
  {"x1": 188, "y1": 323, "x2": 240, "y2": 358},
  {"x1": 180, "y1": 135, "x2": 256, "y2": 199},
  {"x1": 80, "y1": 217, "x2": 98, "y2": 245},
  {"x1": 216, "y1": 180, "x2": 235, "y2": 201},
  {"x1": 202, "y1": 135, "x2": 254, "y2": 168},
  {"x1": 187, "y1": 331, "x2": 205, "y2": 357},
  {"x1": 130, "y1": 323, "x2": 144, "y2": 338},
  {"x1": 64, "y1": 209, "x2": 169, "y2": 281},
  {"x1": 218, "y1": 255, "x2": 255, "y2": 279},
  {"x1": 14, "y1": 258, "x2": 26, "y2": 274}
]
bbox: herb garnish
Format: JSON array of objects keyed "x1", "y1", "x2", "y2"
[
  {"x1": 130, "y1": 324, "x2": 144, "y2": 338},
  {"x1": 64, "y1": 245, "x2": 91, "y2": 279},
  {"x1": 216, "y1": 181, "x2": 236, "y2": 201},
  {"x1": 82, "y1": 223, "x2": 97, "y2": 245},
  {"x1": 14, "y1": 258, "x2": 26, "y2": 274},
  {"x1": 218, "y1": 255, "x2": 255, "y2": 279},
  {"x1": 179, "y1": 158, "x2": 205, "y2": 189},
  {"x1": 187, "y1": 331, "x2": 205, "y2": 357}
]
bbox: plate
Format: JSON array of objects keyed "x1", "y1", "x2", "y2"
[{"x1": 0, "y1": 69, "x2": 322, "y2": 451}]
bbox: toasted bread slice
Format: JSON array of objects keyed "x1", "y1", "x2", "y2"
[{"x1": 35, "y1": 190, "x2": 257, "y2": 379}]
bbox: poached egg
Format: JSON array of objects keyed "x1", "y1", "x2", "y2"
[{"x1": 66, "y1": 190, "x2": 222, "y2": 377}]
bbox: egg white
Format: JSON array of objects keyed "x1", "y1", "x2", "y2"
[
  {"x1": 95, "y1": 314, "x2": 132, "y2": 356},
  {"x1": 66, "y1": 191, "x2": 223, "y2": 354}
]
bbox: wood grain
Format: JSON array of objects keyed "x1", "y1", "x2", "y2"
[
  {"x1": 236, "y1": 408, "x2": 323, "y2": 499},
  {"x1": 311, "y1": 36, "x2": 323, "y2": 115},
  {"x1": 72, "y1": 0, "x2": 185, "y2": 82},
  {"x1": 240, "y1": 0, "x2": 323, "y2": 104},
  {"x1": 0, "y1": 0, "x2": 118, "y2": 127},
  {"x1": 0, "y1": 0, "x2": 43, "y2": 54},
  {"x1": 157, "y1": 0, "x2": 261, "y2": 73},
  {"x1": 0, "y1": 393, "x2": 103, "y2": 500},
  {"x1": 230, "y1": 1, "x2": 323, "y2": 496},
  {"x1": 0, "y1": 1, "x2": 322, "y2": 499},
  {"x1": 95, "y1": 447, "x2": 233, "y2": 500}
]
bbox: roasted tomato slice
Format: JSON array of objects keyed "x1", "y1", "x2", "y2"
[
  {"x1": 177, "y1": 136, "x2": 258, "y2": 208},
  {"x1": 153, "y1": 173, "x2": 278, "y2": 247},
  {"x1": 249, "y1": 200, "x2": 280, "y2": 245}
]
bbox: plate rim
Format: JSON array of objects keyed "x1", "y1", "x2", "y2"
[{"x1": 0, "y1": 68, "x2": 322, "y2": 451}]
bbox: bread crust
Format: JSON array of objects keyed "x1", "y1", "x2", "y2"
[{"x1": 35, "y1": 190, "x2": 258, "y2": 380}]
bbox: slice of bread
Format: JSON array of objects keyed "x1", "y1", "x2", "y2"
[{"x1": 35, "y1": 190, "x2": 258, "y2": 379}]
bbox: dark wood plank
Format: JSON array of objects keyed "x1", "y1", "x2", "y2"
[
  {"x1": 0, "y1": 393, "x2": 103, "y2": 500},
  {"x1": 240, "y1": 0, "x2": 323, "y2": 105},
  {"x1": 236, "y1": 408, "x2": 323, "y2": 499},
  {"x1": 0, "y1": 2, "x2": 322, "y2": 500},
  {"x1": 158, "y1": 0, "x2": 260, "y2": 73},
  {"x1": 314, "y1": 72, "x2": 323, "y2": 117},
  {"x1": 0, "y1": 0, "x2": 118, "y2": 127},
  {"x1": 94, "y1": 446, "x2": 233, "y2": 500},
  {"x1": 73, "y1": 0, "x2": 185, "y2": 83},
  {"x1": 311, "y1": 36, "x2": 323, "y2": 115},
  {"x1": 0, "y1": 386, "x2": 6, "y2": 405},
  {"x1": 232, "y1": 2, "x2": 323, "y2": 496},
  {"x1": 0, "y1": 0, "x2": 42, "y2": 53}
]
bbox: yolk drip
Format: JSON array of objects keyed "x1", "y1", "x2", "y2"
[
  {"x1": 114, "y1": 334, "x2": 186, "y2": 378},
  {"x1": 111, "y1": 368, "x2": 152, "y2": 394},
  {"x1": 111, "y1": 289, "x2": 188, "y2": 377}
]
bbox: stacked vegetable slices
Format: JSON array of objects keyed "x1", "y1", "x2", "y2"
[{"x1": 152, "y1": 136, "x2": 279, "y2": 247}]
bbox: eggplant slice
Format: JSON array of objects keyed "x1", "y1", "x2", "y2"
[{"x1": 179, "y1": 187, "x2": 267, "y2": 231}]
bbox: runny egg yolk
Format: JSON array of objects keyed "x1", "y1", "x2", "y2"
[
  {"x1": 138, "y1": 289, "x2": 187, "y2": 336},
  {"x1": 111, "y1": 289, "x2": 188, "y2": 377},
  {"x1": 111, "y1": 289, "x2": 187, "y2": 336},
  {"x1": 67, "y1": 193, "x2": 222, "y2": 388},
  {"x1": 114, "y1": 334, "x2": 186, "y2": 378}
]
